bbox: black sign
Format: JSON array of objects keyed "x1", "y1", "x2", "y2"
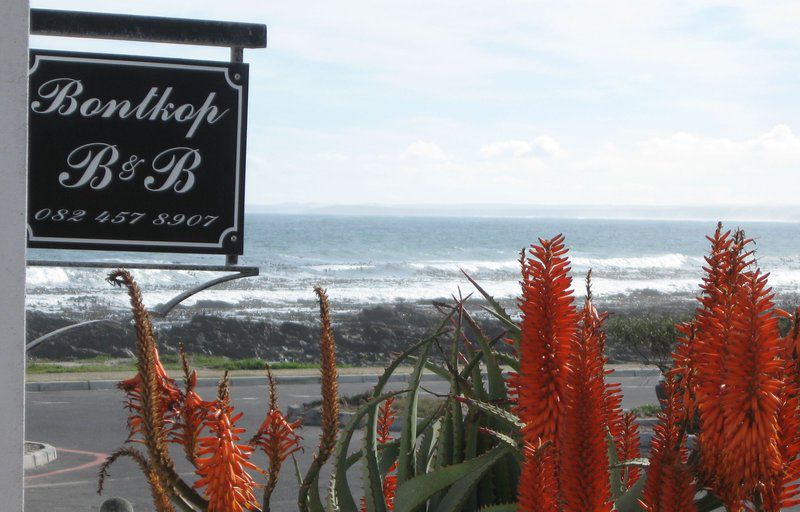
[{"x1": 27, "y1": 50, "x2": 248, "y2": 254}]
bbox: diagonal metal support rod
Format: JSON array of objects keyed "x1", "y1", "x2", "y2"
[
  {"x1": 26, "y1": 319, "x2": 122, "y2": 352},
  {"x1": 25, "y1": 260, "x2": 260, "y2": 351},
  {"x1": 151, "y1": 267, "x2": 258, "y2": 317}
]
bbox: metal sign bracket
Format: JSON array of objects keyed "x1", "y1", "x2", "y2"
[{"x1": 25, "y1": 9, "x2": 267, "y2": 351}]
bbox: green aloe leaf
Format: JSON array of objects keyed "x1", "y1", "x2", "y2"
[
  {"x1": 477, "y1": 428, "x2": 520, "y2": 459},
  {"x1": 457, "y1": 396, "x2": 523, "y2": 433},
  {"x1": 471, "y1": 325, "x2": 506, "y2": 401},
  {"x1": 611, "y1": 458, "x2": 650, "y2": 470},
  {"x1": 607, "y1": 431, "x2": 623, "y2": 500},
  {"x1": 495, "y1": 352, "x2": 519, "y2": 373},
  {"x1": 378, "y1": 441, "x2": 400, "y2": 476},
  {"x1": 329, "y1": 313, "x2": 452, "y2": 511},
  {"x1": 461, "y1": 270, "x2": 516, "y2": 330},
  {"x1": 308, "y1": 478, "x2": 325, "y2": 512},
  {"x1": 613, "y1": 470, "x2": 647, "y2": 512},
  {"x1": 477, "y1": 505, "x2": 517, "y2": 512},
  {"x1": 393, "y1": 445, "x2": 512, "y2": 512},
  {"x1": 363, "y1": 393, "x2": 389, "y2": 512},
  {"x1": 397, "y1": 340, "x2": 433, "y2": 484},
  {"x1": 330, "y1": 390, "x2": 408, "y2": 512},
  {"x1": 415, "y1": 416, "x2": 443, "y2": 475}
]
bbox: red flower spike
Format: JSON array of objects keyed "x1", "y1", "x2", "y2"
[
  {"x1": 250, "y1": 365, "x2": 303, "y2": 512},
  {"x1": 168, "y1": 370, "x2": 211, "y2": 463},
  {"x1": 690, "y1": 226, "x2": 751, "y2": 491},
  {"x1": 714, "y1": 270, "x2": 783, "y2": 505},
  {"x1": 194, "y1": 404, "x2": 260, "y2": 512},
  {"x1": 513, "y1": 234, "x2": 577, "y2": 445},
  {"x1": 377, "y1": 397, "x2": 396, "y2": 445},
  {"x1": 617, "y1": 411, "x2": 642, "y2": 489},
  {"x1": 118, "y1": 348, "x2": 183, "y2": 443},
  {"x1": 669, "y1": 321, "x2": 698, "y2": 427},
  {"x1": 360, "y1": 397, "x2": 397, "y2": 511},
  {"x1": 517, "y1": 441, "x2": 558, "y2": 512},
  {"x1": 251, "y1": 409, "x2": 303, "y2": 467},
  {"x1": 762, "y1": 371, "x2": 800, "y2": 511},
  {"x1": 640, "y1": 378, "x2": 697, "y2": 512},
  {"x1": 557, "y1": 298, "x2": 613, "y2": 512}
]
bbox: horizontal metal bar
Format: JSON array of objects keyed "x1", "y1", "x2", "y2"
[
  {"x1": 27, "y1": 259, "x2": 259, "y2": 275},
  {"x1": 30, "y1": 8, "x2": 267, "y2": 49}
]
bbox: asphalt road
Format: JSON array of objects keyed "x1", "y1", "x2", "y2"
[{"x1": 24, "y1": 374, "x2": 661, "y2": 512}]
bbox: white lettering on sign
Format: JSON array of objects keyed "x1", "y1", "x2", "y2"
[
  {"x1": 59, "y1": 143, "x2": 120, "y2": 190},
  {"x1": 145, "y1": 147, "x2": 201, "y2": 194},
  {"x1": 58, "y1": 144, "x2": 202, "y2": 194},
  {"x1": 30, "y1": 78, "x2": 228, "y2": 139}
]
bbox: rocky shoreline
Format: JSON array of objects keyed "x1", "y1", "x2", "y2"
[
  {"x1": 26, "y1": 289, "x2": 699, "y2": 365},
  {"x1": 26, "y1": 302, "x2": 449, "y2": 365}
]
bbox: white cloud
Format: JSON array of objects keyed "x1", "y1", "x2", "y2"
[
  {"x1": 532, "y1": 136, "x2": 566, "y2": 157},
  {"x1": 577, "y1": 124, "x2": 800, "y2": 204},
  {"x1": 634, "y1": 124, "x2": 800, "y2": 164},
  {"x1": 480, "y1": 140, "x2": 532, "y2": 159},
  {"x1": 406, "y1": 141, "x2": 447, "y2": 161},
  {"x1": 315, "y1": 152, "x2": 349, "y2": 161},
  {"x1": 245, "y1": 124, "x2": 800, "y2": 206},
  {"x1": 480, "y1": 136, "x2": 565, "y2": 159}
]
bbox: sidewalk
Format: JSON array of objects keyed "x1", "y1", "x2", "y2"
[{"x1": 25, "y1": 364, "x2": 661, "y2": 392}]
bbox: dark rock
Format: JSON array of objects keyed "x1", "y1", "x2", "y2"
[{"x1": 24, "y1": 302, "x2": 506, "y2": 365}]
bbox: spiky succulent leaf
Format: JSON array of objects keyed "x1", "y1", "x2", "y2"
[
  {"x1": 397, "y1": 340, "x2": 433, "y2": 484},
  {"x1": 393, "y1": 445, "x2": 511, "y2": 512}
]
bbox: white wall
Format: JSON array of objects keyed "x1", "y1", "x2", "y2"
[{"x1": 0, "y1": 0, "x2": 28, "y2": 509}]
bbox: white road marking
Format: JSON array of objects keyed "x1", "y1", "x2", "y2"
[{"x1": 25, "y1": 472, "x2": 197, "y2": 489}]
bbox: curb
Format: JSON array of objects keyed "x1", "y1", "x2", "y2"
[
  {"x1": 26, "y1": 368, "x2": 660, "y2": 392},
  {"x1": 24, "y1": 442, "x2": 57, "y2": 470}
]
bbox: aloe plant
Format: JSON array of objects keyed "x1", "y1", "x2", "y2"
[{"x1": 100, "y1": 224, "x2": 800, "y2": 512}]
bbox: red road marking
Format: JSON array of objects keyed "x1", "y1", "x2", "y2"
[{"x1": 25, "y1": 447, "x2": 108, "y2": 481}]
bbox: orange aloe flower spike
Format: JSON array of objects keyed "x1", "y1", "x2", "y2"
[
  {"x1": 716, "y1": 269, "x2": 783, "y2": 507},
  {"x1": 762, "y1": 359, "x2": 800, "y2": 511},
  {"x1": 299, "y1": 287, "x2": 341, "y2": 512},
  {"x1": 762, "y1": 307, "x2": 800, "y2": 511},
  {"x1": 250, "y1": 365, "x2": 303, "y2": 512},
  {"x1": 557, "y1": 287, "x2": 613, "y2": 512},
  {"x1": 639, "y1": 378, "x2": 697, "y2": 512},
  {"x1": 194, "y1": 404, "x2": 260, "y2": 512},
  {"x1": 360, "y1": 396, "x2": 398, "y2": 511},
  {"x1": 106, "y1": 270, "x2": 186, "y2": 509},
  {"x1": 173, "y1": 344, "x2": 208, "y2": 461},
  {"x1": 513, "y1": 234, "x2": 577, "y2": 445},
  {"x1": 690, "y1": 226, "x2": 749, "y2": 489},
  {"x1": 618, "y1": 411, "x2": 642, "y2": 489},
  {"x1": 669, "y1": 320, "x2": 698, "y2": 427},
  {"x1": 171, "y1": 369, "x2": 209, "y2": 464},
  {"x1": 518, "y1": 441, "x2": 558, "y2": 512}
]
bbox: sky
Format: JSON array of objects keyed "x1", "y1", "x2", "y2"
[{"x1": 29, "y1": 1, "x2": 800, "y2": 209}]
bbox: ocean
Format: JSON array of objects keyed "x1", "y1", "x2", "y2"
[{"x1": 24, "y1": 214, "x2": 800, "y2": 318}]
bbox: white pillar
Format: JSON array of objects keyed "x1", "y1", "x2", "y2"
[{"x1": 0, "y1": 0, "x2": 28, "y2": 510}]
